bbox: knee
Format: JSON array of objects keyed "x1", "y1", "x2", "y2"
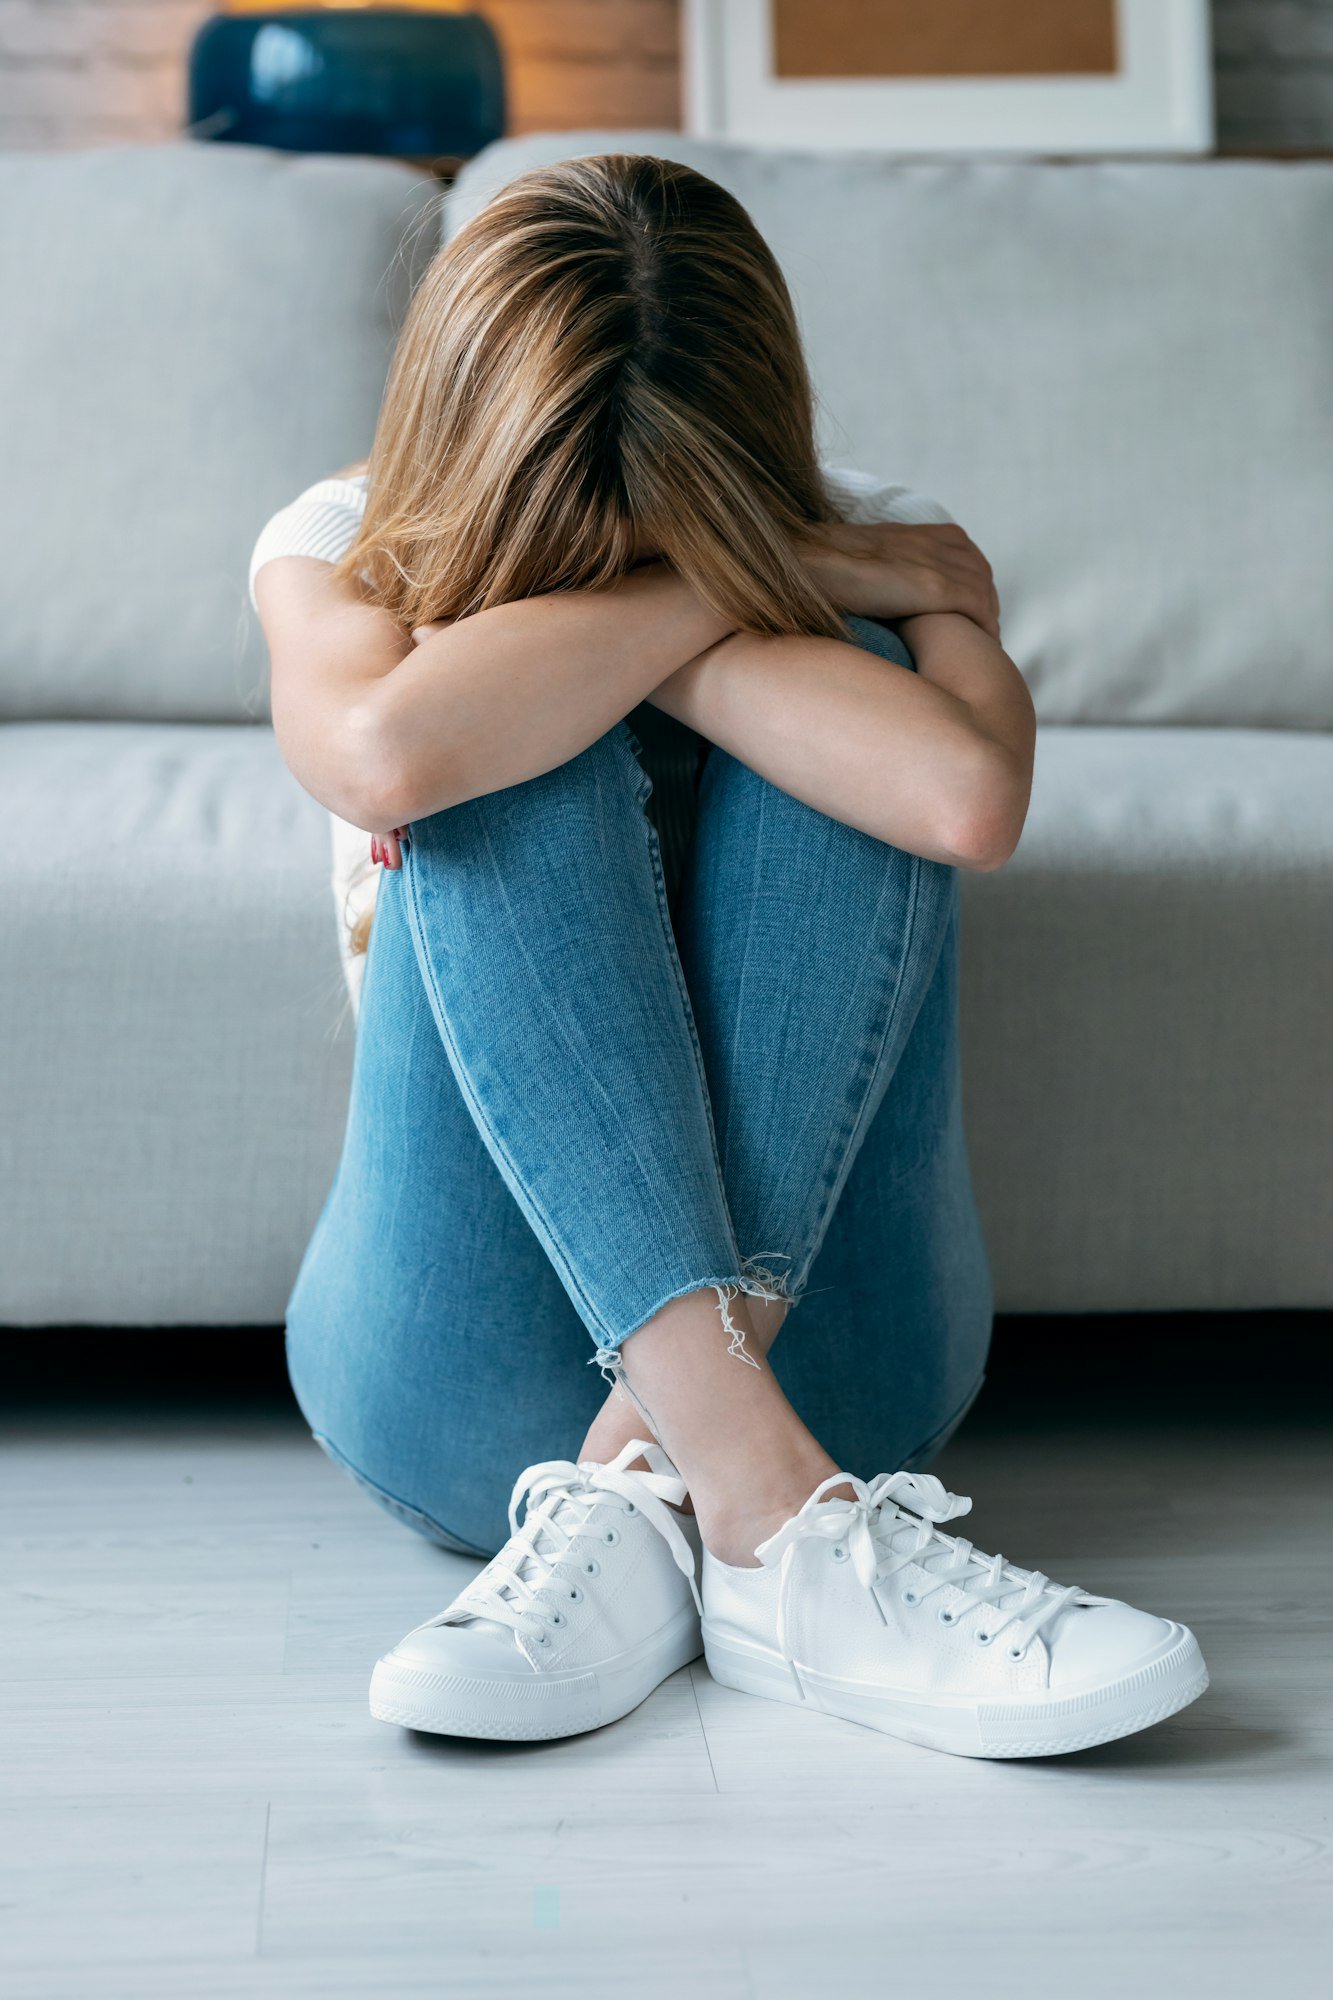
[
  {"x1": 408, "y1": 723, "x2": 647, "y2": 863},
  {"x1": 308, "y1": 1425, "x2": 496, "y2": 1556},
  {"x1": 285, "y1": 1304, "x2": 506, "y2": 1557},
  {"x1": 843, "y1": 613, "x2": 915, "y2": 672}
]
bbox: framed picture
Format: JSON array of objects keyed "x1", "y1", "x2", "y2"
[{"x1": 683, "y1": 0, "x2": 1214, "y2": 155}]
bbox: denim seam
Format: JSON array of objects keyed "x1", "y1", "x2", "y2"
[
  {"x1": 602, "y1": 728, "x2": 761, "y2": 1354},
  {"x1": 788, "y1": 855, "x2": 931, "y2": 1298},
  {"x1": 636, "y1": 775, "x2": 736, "y2": 1214},
  {"x1": 402, "y1": 840, "x2": 619, "y2": 1346},
  {"x1": 609, "y1": 729, "x2": 754, "y2": 1331},
  {"x1": 624, "y1": 728, "x2": 736, "y2": 1208}
]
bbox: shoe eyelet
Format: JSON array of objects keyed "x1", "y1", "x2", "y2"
[
  {"x1": 901, "y1": 1589, "x2": 919, "y2": 1607},
  {"x1": 624, "y1": 1501, "x2": 637, "y2": 1515},
  {"x1": 975, "y1": 1630, "x2": 993, "y2": 1646},
  {"x1": 1008, "y1": 1645, "x2": 1026, "y2": 1662},
  {"x1": 603, "y1": 1527, "x2": 619, "y2": 1547},
  {"x1": 584, "y1": 1558, "x2": 600, "y2": 1577},
  {"x1": 832, "y1": 1545, "x2": 849, "y2": 1563},
  {"x1": 548, "y1": 1611, "x2": 565, "y2": 1628},
  {"x1": 535, "y1": 1631, "x2": 551, "y2": 1647},
  {"x1": 568, "y1": 1585, "x2": 583, "y2": 1604},
  {"x1": 938, "y1": 1608, "x2": 956, "y2": 1626}
]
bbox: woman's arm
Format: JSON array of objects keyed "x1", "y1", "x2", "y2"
[
  {"x1": 256, "y1": 509, "x2": 1029, "y2": 865},
  {"x1": 255, "y1": 555, "x2": 733, "y2": 831},
  {"x1": 650, "y1": 613, "x2": 1035, "y2": 871}
]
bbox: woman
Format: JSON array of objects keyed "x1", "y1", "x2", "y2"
[{"x1": 251, "y1": 155, "x2": 1206, "y2": 1757}]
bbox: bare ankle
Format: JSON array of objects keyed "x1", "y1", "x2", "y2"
[
  {"x1": 604, "y1": 1285, "x2": 851, "y2": 1564},
  {"x1": 691, "y1": 1446, "x2": 848, "y2": 1566},
  {"x1": 577, "y1": 1383, "x2": 648, "y2": 1469}
]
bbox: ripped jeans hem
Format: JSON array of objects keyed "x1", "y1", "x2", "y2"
[
  {"x1": 591, "y1": 1263, "x2": 788, "y2": 1364},
  {"x1": 590, "y1": 1265, "x2": 791, "y2": 1441}
]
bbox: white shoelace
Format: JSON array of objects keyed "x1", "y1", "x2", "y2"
[
  {"x1": 757, "y1": 1469, "x2": 1082, "y2": 1668},
  {"x1": 441, "y1": 1438, "x2": 702, "y2": 1643}
]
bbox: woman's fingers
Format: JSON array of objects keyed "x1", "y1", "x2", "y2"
[
  {"x1": 824, "y1": 522, "x2": 1002, "y2": 636},
  {"x1": 370, "y1": 828, "x2": 409, "y2": 870},
  {"x1": 923, "y1": 536, "x2": 1001, "y2": 639}
]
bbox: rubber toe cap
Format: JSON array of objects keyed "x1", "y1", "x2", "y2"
[
  {"x1": 386, "y1": 1616, "x2": 538, "y2": 1681},
  {"x1": 1045, "y1": 1600, "x2": 1180, "y2": 1691}
]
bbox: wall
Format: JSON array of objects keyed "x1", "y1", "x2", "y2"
[
  {"x1": 0, "y1": 0, "x2": 678, "y2": 149},
  {"x1": 1213, "y1": 0, "x2": 1333, "y2": 146},
  {"x1": 0, "y1": 0, "x2": 1330, "y2": 152}
]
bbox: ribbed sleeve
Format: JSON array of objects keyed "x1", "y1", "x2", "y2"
[
  {"x1": 823, "y1": 465, "x2": 953, "y2": 527},
  {"x1": 247, "y1": 474, "x2": 369, "y2": 609}
]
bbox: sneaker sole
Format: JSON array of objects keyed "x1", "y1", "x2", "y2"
[
  {"x1": 703, "y1": 1620, "x2": 1208, "y2": 1759},
  {"x1": 370, "y1": 1604, "x2": 702, "y2": 1742}
]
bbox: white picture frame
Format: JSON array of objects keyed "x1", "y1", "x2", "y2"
[{"x1": 683, "y1": 0, "x2": 1214, "y2": 156}]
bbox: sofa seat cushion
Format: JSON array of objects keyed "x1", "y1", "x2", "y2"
[
  {"x1": 0, "y1": 722, "x2": 352, "y2": 1324},
  {"x1": 2, "y1": 722, "x2": 1328, "y2": 1324},
  {"x1": 961, "y1": 727, "x2": 1333, "y2": 1310}
]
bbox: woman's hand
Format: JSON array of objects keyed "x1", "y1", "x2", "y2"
[
  {"x1": 370, "y1": 827, "x2": 408, "y2": 869},
  {"x1": 365, "y1": 620, "x2": 448, "y2": 867},
  {"x1": 801, "y1": 521, "x2": 1001, "y2": 640}
]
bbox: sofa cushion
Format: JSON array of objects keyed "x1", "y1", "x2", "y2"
[
  {"x1": 1, "y1": 720, "x2": 1328, "y2": 1323},
  {"x1": 0, "y1": 144, "x2": 438, "y2": 724},
  {"x1": 0, "y1": 722, "x2": 352, "y2": 1323},
  {"x1": 453, "y1": 138, "x2": 1333, "y2": 731},
  {"x1": 960, "y1": 726, "x2": 1333, "y2": 1310}
]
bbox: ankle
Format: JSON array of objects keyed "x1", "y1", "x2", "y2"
[
  {"x1": 577, "y1": 1384, "x2": 648, "y2": 1469},
  {"x1": 691, "y1": 1445, "x2": 849, "y2": 1567}
]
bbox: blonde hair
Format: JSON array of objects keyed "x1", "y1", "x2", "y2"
[{"x1": 334, "y1": 152, "x2": 844, "y2": 639}]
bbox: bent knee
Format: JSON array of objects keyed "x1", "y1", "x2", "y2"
[
  {"x1": 310, "y1": 1427, "x2": 495, "y2": 1556},
  {"x1": 843, "y1": 613, "x2": 915, "y2": 672},
  {"x1": 408, "y1": 722, "x2": 649, "y2": 853},
  {"x1": 285, "y1": 1324, "x2": 508, "y2": 1557}
]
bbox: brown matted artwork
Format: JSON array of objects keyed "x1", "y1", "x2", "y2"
[{"x1": 773, "y1": 0, "x2": 1120, "y2": 80}]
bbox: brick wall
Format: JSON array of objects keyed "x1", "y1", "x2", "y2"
[
  {"x1": 0, "y1": 0, "x2": 679, "y2": 149},
  {"x1": 1, "y1": 0, "x2": 1330, "y2": 153}
]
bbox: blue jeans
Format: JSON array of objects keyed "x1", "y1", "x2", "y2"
[{"x1": 286, "y1": 617, "x2": 993, "y2": 1555}]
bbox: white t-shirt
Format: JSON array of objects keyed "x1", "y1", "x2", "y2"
[{"x1": 250, "y1": 466, "x2": 951, "y2": 1004}]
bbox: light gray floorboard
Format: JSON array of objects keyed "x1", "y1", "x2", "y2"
[{"x1": 1, "y1": 1408, "x2": 1329, "y2": 1997}]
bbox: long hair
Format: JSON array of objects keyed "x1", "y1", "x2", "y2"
[{"x1": 333, "y1": 153, "x2": 845, "y2": 638}]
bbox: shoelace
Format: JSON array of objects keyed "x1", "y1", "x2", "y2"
[
  {"x1": 757, "y1": 1469, "x2": 1082, "y2": 1671},
  {"x1": 441, "y1": 1438, "x2": 701, "y2": 1643}
]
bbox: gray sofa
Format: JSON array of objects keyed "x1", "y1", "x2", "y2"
[{"x1": 1, "y1": 136, "x2": 1329, "y2": 1326}]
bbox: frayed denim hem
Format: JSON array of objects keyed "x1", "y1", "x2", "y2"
[
  {"x1": 589, "y1": 1263, "x2": 787, "y2": 1369},
  {"x1": 588, "y1": 1265, "x2": 790, "y2": 1441}
]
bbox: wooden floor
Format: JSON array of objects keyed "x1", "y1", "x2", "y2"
[{"x1": 2, "y1": 1336, "x2": 1330, "y2": 1999}]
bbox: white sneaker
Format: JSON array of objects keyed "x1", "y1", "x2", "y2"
[
  {"x1": 370, "y1": 1440, "x2": 702, "y2": 1740},
  {"x1": 702, "y1": 1470, "x2": 1208, "y2": 1758}
]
